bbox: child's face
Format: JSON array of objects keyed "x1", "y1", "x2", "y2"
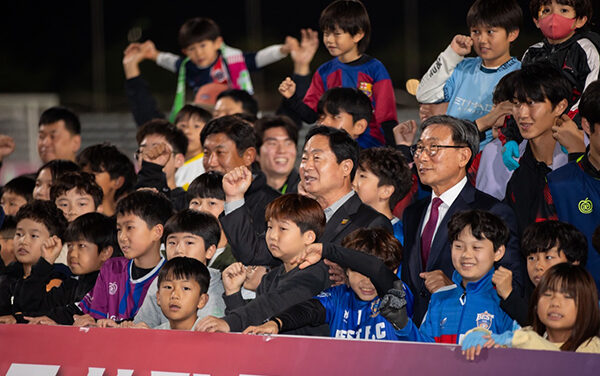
[
  {"x1": 213, "y1": 97, "x2": 245, "y2": 118},
  {"x1": 14, "y1": 219, "x2": 50, "y2": 266},
  {"x1": 0, "y1": 233, "x2": 15, "y2": 265},
  {"x1": 189, "y1": 197, "x2": 224, "y2": 219},
  {"x1": 347, "y1": 269, "x2": 378, "y2": 301},
  {"x1": 182, "y1": 38, "x2": 222, "y2": 68},
  {"x1": 55, "y1": 188, "x2": 97, "y2": 222},
  {"x1": 33, "y1": 168, "x2": 53, "y2": 201},
  {"x1": 527, "y1": 246, "x2": 570, "y2": 286},
  {"x1": 176, "y1": 115, "x2": 205, "y2": 158},
  {"x1": 451, "y1": 226, "x2": 504, "y2": 285},
  {"x1": 258, "y1": 126, "x2": 297, "y2": 180},
  {"x1": 243, "y1": 265, "x2": 269, "y2": 292},
  {"x1": 469, "y1": 25, "x2": 518, "y2": 67},
  {"x1": 266, "y1": 218, "x2": 314, "y2": 264},
  {"x1": 513, "y1": 98, "x2": 564, "y2": 141},
  {"x1": 82, "y1": 167, "x2": 119, "y2": 203},
  {"x1": 537, "y1": 284, "x2": 577, "y2": 337},
  {"x1": 67, "y1": 239, "x2": 108, "y2": 275},
  {"x1": 165, "y1": 232, "x2": 215, "y2": 264},
  {"x1": 322, "y1": 27, "x2": 363, "y2": 62},
  {"x1": 157, "y1": 275, "x2": 207, "y2": 325},
  {"x1": 1, "y1": 191, "x2": 28, "y2": 216},
  {"x1": 534, "y1": 0, "x2": 588, "y2": 43},
  {"x1": 319, "y1": 108, "x2": 363, "y2": 139},
  {"x1": 353, "y1": 167, "x2": 388, "y2": 209},
  {"x1": 116, "y1": 213, "x2": 160, "y2": 261}
]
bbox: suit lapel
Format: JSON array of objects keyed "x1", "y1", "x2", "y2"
[
  {"x1": 405, "y1": 199, "x2": 429, "y2": 287},
  {"x1": 321, "y1": 194, "x2": 359, "y2": 243}
]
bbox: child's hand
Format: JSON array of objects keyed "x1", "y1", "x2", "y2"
[
  {"x1": 0, "y1": 315, "x2": 16, "y2": 324},
  {"x1": 73, "y1": 314, "x2": 96, "y2": 327},
  {"x1": 41, "y1": 235, "x2": 63, "y2": 265},
  {"x1": 124, "y1": 40, "x2": 158, "y2": 61},
  {"x1": 194, "y1": 316, "x2": 230, "y2": 332},
  {"x1": 419, "y1": 270, "x2": 453, "y2": 293},
  {"x1": 243, "y1": 319, "x2": 280, "y2": 335},
  {"x1": 379, "y1": 280, "x2": 409, "y2": 330},
  {"x1": 0, "y1": 134, "x2": 15, "y2": 162},
  {"x1": 450, "y1": 34, "x2": 473, "y2": 56},
  {"x1": 222, "y1": 166, "x2": 253, "y2": 202},
  {"x1": 492, "y1": 266, "x2": 513, "y2": 300},
  {"x1": 141, "y1": 142, "x2": 173, "y2": 167},
  {"x1": 325, "y1": 259, "x2": 347, "y2": 286},
  {"x1": 290, "y1": 28, "x2": 319, "y2": 75},
  {"x1": 552, "y1": 114, "x2": 586, "y2": 154},
  {"x1": 501, "y1": 140, "x2": 520, "y2": 171},
  {"x1": 222, "y1": 262, "x2": 248, "y2": 295},
  {"x1": 280, "y1": 36, "x2": 296, "y2": 55},
  {"x1": 393, "y1": 120, "x2": 418, "y2": 146},
  {"x1": 476, "y1": 100, "x2": 513, "y2": 132},
  {"x1": 119, "y1": 320, "x2": 149, "y2": 329},
  {"x1": 96, "y1": 318, "x2": 119, "y2": 328},
  {"x1": 278, "y1": 77, "x2": 297, "y2": 99},
  {"x1": 24, "y1": 315, "x2": 57, "y2": 325},
  {"x1": 295, "y1": 243, "x2": 323, "y2": 269}
]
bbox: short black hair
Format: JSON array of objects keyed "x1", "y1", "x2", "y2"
[
  {"x1": 358, "y1": 147, "x2": 412, "y2": 210},
  {"x1": 50, "y1": 172, "x2": 104, "y2": 208},
  {"x1": 15, "y1": 200, "x2": 68, "y2": 239},
  {"x1": 317, "y1": 87, "x2": 373, "y2": 124},
  {"x1": 116, "y1": 190, "x2": 173, "y2": 228},
  {"x1": 64, "y1": 212, "x2": 118, "y2": 253},
  {"x1": 493, "y1": 70, "x2": 519, "y2": 104},
  {"x1": 136, "y1": 119, "x2": 188, "y2": 156},
  {"x1": 157, "y1": 257, "x2": 211, "y2": 294},
  {"x1": 2, "y1": 176, "x2": 35, "y2": 203},
  {"x1": 521, "y1": 221, "x2": 588, "y2": 266},
  {"x1": 305, "y1": 125, "x2": 359, "y2": 180},
  {"x1": 39, "y1": 106, "x2": 81, "y2": 135},
  {"x1": 187, "y1": 171, "x2": 225, "y2": 202},
  {"x1": 467, "y1": 0, "x2": 522, "y2": 32},
  {"x1": 174, "y1": 104, "x2": 213, "y2": 125},
  {"x1": 200, "y1": 115, "x2": 257, "y2": 155},
  {"x1": 421, "y1": 115, "x2": 480, "y2": 169},
  {"x1": 163, "y1": 209, "x2": 221, "y2": 249},
  {"x1": 579, "y1": 80, "x2": 600, "y2": 133},
  {"x1": 76, "y1": 143, "x2": 137, "y2": 200},
  {"x1": 529, "y1": 0, "x2": 593, "y2": 21},
  {"x1": 37, "y1": 160, "x2": 80, "y2": 181},
  {"x1": 447, "y1": 210, "x2": 509, "y2": 251},
  {"x1": 320, "y1": 0, "x2": 371, "y2": 54},
  {"x1": 178, "y1": 17, "x2": 221, "y2": 49},
  {"x1": 216, "y1": 89, "x2": 259, "y2": 117},
  {"x1": 0, "y1": 216, "x2": 17, "y2": 236},
  {"x1": 265, "y1": 194, "x2": 326, "y2": 239},
  {"x1": 510, "y1": 63, "x2": 571, "y2": 108},
  {"x1": 254, "y1": 115, "x2": 299, "y2": 150}
]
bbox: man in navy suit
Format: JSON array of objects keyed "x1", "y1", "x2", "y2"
[{"x1": 401, "y1": 115, "x2": 526, "y2": 325}]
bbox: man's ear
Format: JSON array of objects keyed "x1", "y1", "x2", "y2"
[
  {"x1": 340, "y1": 159, "x2": 354, "y2": 178},
  {"x1": 99, "y1": 246, "x2": 114, "y2": 263},
  {"x1": 302, "y1": 230, "x2": 316, "y2": 245},
  {"x1": 494, "y1": 245, "x2": 506, "y2": 262},
  {"x1": 353, "y1": 119, "x2": 368, "y2": 138},
  {"x1": 205, "y1": 244, "x2": 217, "y2": 261},
  {"x1": 71, "y1": 135, "x2": 82, "y2": 155},
  {"x1": 242, "y1": 147, "x2": 257, "y2": 167},
  {"x1": 457, "y1": 147, "x2": 472, "y2": 169}
]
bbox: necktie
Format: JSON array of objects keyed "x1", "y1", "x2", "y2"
[{"x1": 421, "y1": 197, "x2": 443, "y2": 270}]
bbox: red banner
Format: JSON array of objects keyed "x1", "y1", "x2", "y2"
[{"x1": 1, "y1": 324, "x2": 599, "y2": 375}]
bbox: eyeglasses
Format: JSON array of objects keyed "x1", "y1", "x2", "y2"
[{"x1": 410, "y1": 143, "x2": 468, "y2": 158}]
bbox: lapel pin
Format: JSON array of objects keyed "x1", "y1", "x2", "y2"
[{"x1": 341, "y1": 219, "x2": 349, "y2": 225}]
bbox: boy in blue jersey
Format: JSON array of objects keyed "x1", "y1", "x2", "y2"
[
  {"x1": 379, "y1": 210, "x2": 516, "y2": 344},
  {"x1": 353, "y1": 147, "x2": 412, "y2": 247},
  {"x1": 279, "y1": 0, "x2": 398, "y2": 148},
  {"x1": 416, "y1": 0, "x2": 522, "y2": 150},
  {"x1": 243, "y1": 228, "x2": 413, "y2": 340},
  {"x1": 73, "y1": 190, "x2": 173, "y2": 327}
]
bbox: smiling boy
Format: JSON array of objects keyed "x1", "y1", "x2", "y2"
[{"x1": 416, "y1": 0, "x2": 522, "y2": 149}]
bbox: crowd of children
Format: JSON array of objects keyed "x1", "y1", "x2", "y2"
[{"x1": 1, "y1": 0, "x2": 600, "y2": 364}]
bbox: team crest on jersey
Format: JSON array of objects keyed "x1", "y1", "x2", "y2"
[
  {"x1": 476, "y1": 311, "x2": 494, "y2": 330},
  {"x1": 578, "y1": 197, "x2": 593, "y2": 214},
  {"x1": 108, "y1": 282, "x2": 118, "y2": 296},
  {"x1": 370, "y1": 298, "x2": 381, "y2": 318},
  {"x1": 358, "y1": 82, "x2": 373, "y2": 98}
]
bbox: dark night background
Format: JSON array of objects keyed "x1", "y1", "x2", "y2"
[{"x1": 1, "y1": 0, "x2": 598, "y2": 113}]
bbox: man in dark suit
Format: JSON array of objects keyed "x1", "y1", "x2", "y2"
[
  {"x1": 402, "y1": 115, "x2": 526, "y2": 325},
  {"x1": 220, "y1": 126, "x2": 391, "y2": 268}
]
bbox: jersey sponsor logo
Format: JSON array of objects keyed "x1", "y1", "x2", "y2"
[
  {"x1": 578, "y1": 197, "x2": 593, "y2": 214},
  {"x1": 343, "y1": 309, "x2": 350, "y2": 322},
  {"x1": 358, "y1": 82, "x2": 373, "y2": 98},
  {"x1": 476, "y1": 311, "x2": 494, "y2": 330},
  {"x1": 334, "y1": 322, "x2": 388, "y2": 340},
  {"x1": 108, "y1": 282, "x2": 118, "y2": 296}
]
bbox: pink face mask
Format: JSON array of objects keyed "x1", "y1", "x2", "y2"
[{"x1": 538, "y1": 13, "x2": 576, "y2": 40}]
